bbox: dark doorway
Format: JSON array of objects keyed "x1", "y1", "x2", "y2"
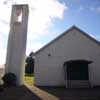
[{"x1": 64, "y1": 60, "x2": 92, "y2": 88}]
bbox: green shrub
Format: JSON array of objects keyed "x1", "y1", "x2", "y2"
[{"x1": 2, "y1": 73, "x2": 16, "y2": 86}]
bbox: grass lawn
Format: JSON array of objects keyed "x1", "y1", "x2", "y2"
[{"x1": 24, "y1": 74, "x2": 34, "y2": 86}]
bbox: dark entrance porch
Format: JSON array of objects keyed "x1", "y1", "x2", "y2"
[{"x1": 64, "y1": 60, "x2": 92, "y2": 88}]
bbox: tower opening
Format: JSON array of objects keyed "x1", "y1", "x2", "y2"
[{"x1": 16, "y1": 7, "x2": 22, "y2": 22}]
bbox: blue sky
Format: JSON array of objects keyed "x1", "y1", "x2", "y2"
[
  {"x1": 0, "y1": 0, "x2": 100, "y2": 65},
  {"x1": 52, "y1": 0, "x2": 100, "y2": 38}
]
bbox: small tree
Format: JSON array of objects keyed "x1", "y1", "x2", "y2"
[{"x1": 25, "y1": 52, "x2": 34, "y2": 75}]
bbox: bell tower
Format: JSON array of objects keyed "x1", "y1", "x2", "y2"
[{"x1": 6, "y1": 5, "x2": 29, "y2": 85}]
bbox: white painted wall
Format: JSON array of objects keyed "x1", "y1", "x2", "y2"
[
  {"x1": 34, "y1": 28, "x2": 100, "y2": 87},
  {"x1": 6, "y1": 5, "x2": 29, "y2": 85}
]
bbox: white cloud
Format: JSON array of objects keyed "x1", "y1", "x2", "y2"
[
  {"x1": 0, "y1": 0, "x2": 67, "y2": 64},
  {"x1": 79, "y1": 6, "x2": 84, "y2": 11},
  {"x1": 96, "y1": 7, "x2": 100, "y2": 13},
  {"x1": 0, "y1": 35, "x2": 7, "y2": 65},
  {"x1": 0, "y1": 0, "x2": 67, "y2": 34},
  {"x1": 26, "y1": 40, "x2": 45, "y2": 55},
  {"x1": 95, "y1": 35, "x2": 100, "y2": 41},
  {"x1": 77, "y1": 6, "x2": 84, "y2": 13},
  {"x1": 28, "y1": 0, "x2": 67, "y2": 35},
  {"x1": 90, "y1": 7, "x2": 95, "y2": 11},
  {"x1": 90, "y1": 6, "x2": 100, "y2": 13}
]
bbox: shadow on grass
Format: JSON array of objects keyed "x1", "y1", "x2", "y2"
[{"x1": 0, "y1": 85, "x2": 41, "y2": 100}]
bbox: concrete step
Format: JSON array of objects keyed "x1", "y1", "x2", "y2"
[{"x1": 67, "y1": 80, "x2": 90, "y2": 88}]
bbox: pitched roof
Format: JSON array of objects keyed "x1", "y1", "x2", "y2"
[{"x1": 34, "y1": 25, "x2": 100, "y2": 55}]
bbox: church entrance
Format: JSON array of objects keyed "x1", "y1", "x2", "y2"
[{"x1": 64, "y1": 60, "x2": 92, "y2": 88}]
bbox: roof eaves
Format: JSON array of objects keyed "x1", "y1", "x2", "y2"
[
  {"x1": 34, "y1": 25, "x2": 100, "y2": 56},
  {"x1": 34, "y1": 25, "x2": 76, "y2": 55}
]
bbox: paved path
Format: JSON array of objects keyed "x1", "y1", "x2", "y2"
[{"x1": 26, "y1": 84, "x2": 59, "y2": 100}]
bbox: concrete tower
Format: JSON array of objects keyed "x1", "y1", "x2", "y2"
[{"x1": 6, "y1": 5, "x2": 29, "y2": 85}]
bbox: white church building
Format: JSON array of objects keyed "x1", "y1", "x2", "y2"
[{"x1": 34, "y1": 26, "x2": 100, "y2": 88}]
